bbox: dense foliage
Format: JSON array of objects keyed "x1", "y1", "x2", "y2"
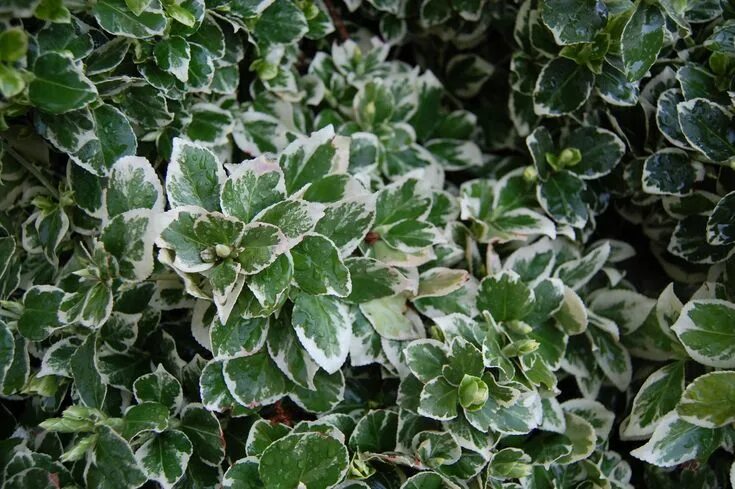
[{"x1": 0, "y1": 0, "x2": 734, "y2": 487}]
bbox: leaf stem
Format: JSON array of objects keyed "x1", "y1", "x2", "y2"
[
  {"x1": 5, "y1": 145, "x2": 60, "y2": 199},
  {"x1": 324, "y1": 0, "x2": 350, "y2": 42}
]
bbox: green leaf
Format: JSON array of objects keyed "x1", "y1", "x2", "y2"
[
  {"x1": 631, "y1": 413, "x2": 720, "y2": 467},
  {"x1": 566, "y1": 126, "x2": 626, "y2": 179},
  {"x1": 291, "y1": 235, "x2": 351, "y2": 297},
  {"x1": 291, "y1": 292, "x2": 351, "y2": 374},
  {"x1": 477, "y1": 271, "x2": 535, "y2": 322},
  {"x1": 85, "y1": 425, "x2": 147, "y2": 489},
  {"x1": 0, "y1": 28, "x2": 28, "y2": 62},
  {"x1": 537, "y1": 171, "x2": 588, "y2": 227},
  {"x1": 643, "y1": 149, "x2": 701, "y2": 196},
  {"x1": 70, "y1": 334, "x2": 107, "y2": 409},
  {"x1": 314, "y1": 196, "x2": 375, "y2": 256},
  {"x1": 533, "y1": 58, "x2": 594, "y2": 117},
  {"x1": 345, "y1": 257, "x2": 410, "y2": 303},
  {"x1": 672, "y1": 299, "x2": 735, "y2": 368},
  {"x1": 93, "y1": 0, "x2": 167, "y2": 38},
  {"x1": 258, "y1": 433, "x2": 348, "y2": 489},
  {"x1": 101, "y1": 210, "x2": 156, "y2": 281},
  {"x1": 18, "y1": 285, "x2": 63, "y2": 341},
  {"x1": 223, "y1": 457, "x2": 263, "y2": 489},
  {"x1": 555, "y1": 242, "x2": 610, "y2": 290},
  {"x1": 279, "y1": 126, "x2": 348, "y2": 194},
  {"x1": 256, "y1": 200, "x2": 323, "y2": 242},
  {"x1": 622, "y1": 362, "x2": 685, "y2": 438},
  {"x1": 134, "y1": 430, "x2": 192, "y2": 489},
  {"x1": 419, "y1": 376, "x2": 459, "y2": 421},
  {"x1": 211, "y1": 314, "x2": 269, "y2": 358},
  {"x1": 29, "y1": 52, "x2": 97, "y2": 114},
  {"x1": 121, "y1": 401, "x2": 170, "y2": 439},
  {"x1": 166, "y1": 138, "x2": 225, "y2": 211},
  {"x1": 223, "y1": 351, "x2": 289, "y2": 407},
  {"x1": 221, "y1": 157, "x2": 285, "y2": 223},
  {"x1": 247, "y1": 419, "x2": 291, "y2": 457},
  {"x1": 290, "y1": 369, "x2": 345, "y2": 413},
  {"x1": 0, "y1": 64, "x2": 25, "y2": 98},
  {"x1": 676, "y1": 371, "x2": 735, "y2": 428},
  {"x1": 405, "y1": 339, "x2": 448, "y2": 383},
  {"x1": 677, "y1": 98, "x2": 735, "y2": 163},
  {"x1": 587, "y1": 323, "x2": 632, "y2": 390},
  {"x1": 237, "y1": 222, "x2": 289, "y2": 274},
  {"x1": 414, "y1": 431, "x2": 461, "y2": 468},
  {"x1": 349, "y1": 409, "x2": 398, "y2": 452},
  {"x1": 540, "y1": 0, "x2": 608, "y2": 44},
  {"x1": 125, "y1": 0, "x2": 151, "y2": 15},
  {"x1": 254, "y1": 0, "x2": 309, "y2": 45},
  {"x1": 154, "y1": 36, "x2": 191, "y2": 83},
  {"x1": 707, "y1": 191, "x2": 735, "y2": 246},
  {"x1": 133, "y1": 364, "x2": 183, "y2": 413},
  {"x1": 179, "y1": 404, "x2": 225, "y2": 465},
  {"x1": 621, "y1": 3, "x2": 664, "y2": 81}
]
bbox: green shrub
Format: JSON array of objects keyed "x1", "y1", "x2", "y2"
[{"x1": 0, "y1": 0, "x2": 734, "y2": 487}]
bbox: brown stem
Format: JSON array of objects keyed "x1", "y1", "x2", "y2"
[{"x1": 324, "y1": 0, "x2": 349, "y2": 41}]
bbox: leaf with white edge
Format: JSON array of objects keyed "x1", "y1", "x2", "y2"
[
  {"x1": 223, "y1": 352, "x2": 289, "y2": 408},
  {"x1": 291, "y1": 234, "x2": 351, "y2": 297},
  {"x1": 106, "y1": 156, "x2": 164, "y2": 218},
  {"x1": 254, "y1": 0, "x2": 309, "y2": 45},
  {"x1": 676, "y1": 371, "x2": 735, "y2": 428},
  {"x1": 415, "y1": 269, "x2": 466, "y2": 300},
  {"x1": 622, "y1": 361, "x2": 685, "y2": 439},
  {"x1": 533, "y1": 58, "x2": 594, "y2": 117},
  {"x1": 561, "y1": 398, "x2": 614, "y2": 440},
  {"x1": 540, "y1": 0, "x2": 607, "y2": 45},
  {"x1": 375, "y1": 178, "x2": 432, "y2": 227},
  {"x1": 166, "y1": 138, "x2": 225, "y2": 211},
  {"x1": 630, "y1": 412, "x2": 720, "y2": 467},
  {"x1": 222, "y1": 457, "x2": 263, "y2": 489},
  {"x1": 256, "y1": 200, "x2": 324, "y2": 243},
  {"x1": 554, "y1": 242, "x2": 610, "y2": 290},
  {"x1": 211, "y1": 314, "x2": 269, "y2": 359},
  {"x1": 621, "y1": 3, "x2": 664, "y2": 81},
  {"x1": 258, "y1": 433, "x2": 348, "y2": 489},
  {"x1": 29, "y1": 52, "x2": 97, "y2": 114},
  {"x1": 290, "y1": 369, "x2": 345, "y2": 414},
  {"x1": 135, "y1": 430, "x2": 192, "y2": 489},
  {"x1": 587, "y1": 324, "x2": 632, "y2": 391},
  {"x1": 677, "y1": 98, "x2": 735, "y2": 163},
  {"x1": 221, "y1": 157, "x2": 286, "y2": 223},
  {"x1": 476, "y1": 271, "x2": 535, "y2": 322},
  {"x1": 279, "y1": 126, "x2": 348, "y2": 195},
  {"x1": 566, "y1": 126, "x2": 626, "y2": 179},
  {"x1": 345, "y1": 257, "x2": 411, "y2": 304},
  {"x1": 537, "y1": 171, "x2": 588, "y2": 228},
  {"x1": 237, "y1": 222, "x2": 289, "y2": 275},
  {"x1": 425, "y1": 139, "x2": 482, "y2": 171},
  {"x1": 179, "y1": 404, "x2": 225, "y2": 466},
  {"x1": 556, "y1": 412, "x2": 597, "y2": 464},
  {"x1": 589, "y1": 289, "x2": 655, "y2": 335},
  {"x1": 268, "y1": 315, "x2": 319, "y2": 390},
  {"x1": 85, "y1": 425, "x2": 147, "y2": 489},
  {"x1": 360, "y1": 293, "x2": 424, "y2": 341},
  {"x1": 133, "y1": 364, "x2": 183, "y2": 413},
  {"x1": 405, "y1": 339, "x2": 448, "y2": 383},
  {"x1": 672, "y1": 299, "x2": 735, "y2": 368},
  {"x1": 419, "y1": 376, "x2": 459, "y2": 421},
  {"x1": 154, "y1": 36, "x2": 191, "y2": 83},
  {"x1": 314, "y1": 195, "x2": 375, "y2": 257},
  {"x1": 70, "y1": 334, "x2": 107, "y2": 409},
  {"x1": 18, "y1": 285, "x2": 63, "y2": 341},
  {"x1": 291, "y1": 292, "x2": 351, "y2": 374},
  {"x1": 413, "y1": 430, "x2": 462, "y2": 468},
  {"x1": 248, "y1": 253, "x2": 293, "y2": 309},
  {"x1": 642, "y1": 149, "x2": 702, "y2": 196},
  {"x1": 93, "y1": 0, "x2": 167, "y2": 38},
  {"x1": 247, "y1": 419, "x2": 291, "y2": 457},
  {"x1": 668, "y1": 215, "x2": 734, "y2": 264},
  {"x1": 707, "y1": 191, "x2": 735, "y2": 246},
  {"x1": 503, "y1": 237, "x2": 555, "y2": 286},
  {"x1": 101, "y1": 209, "x2": 156, "y2": 282},
  {"x1": 121, "y1": 401, "x2": 170, "y2": 439}
]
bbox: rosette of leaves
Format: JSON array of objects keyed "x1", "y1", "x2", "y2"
[
  {"x1": 377, "y1": 235, "x2": 641, "y2": 486},
  {"x1": 235, "y1": 39, "x2": 485, "y2": 180}
]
